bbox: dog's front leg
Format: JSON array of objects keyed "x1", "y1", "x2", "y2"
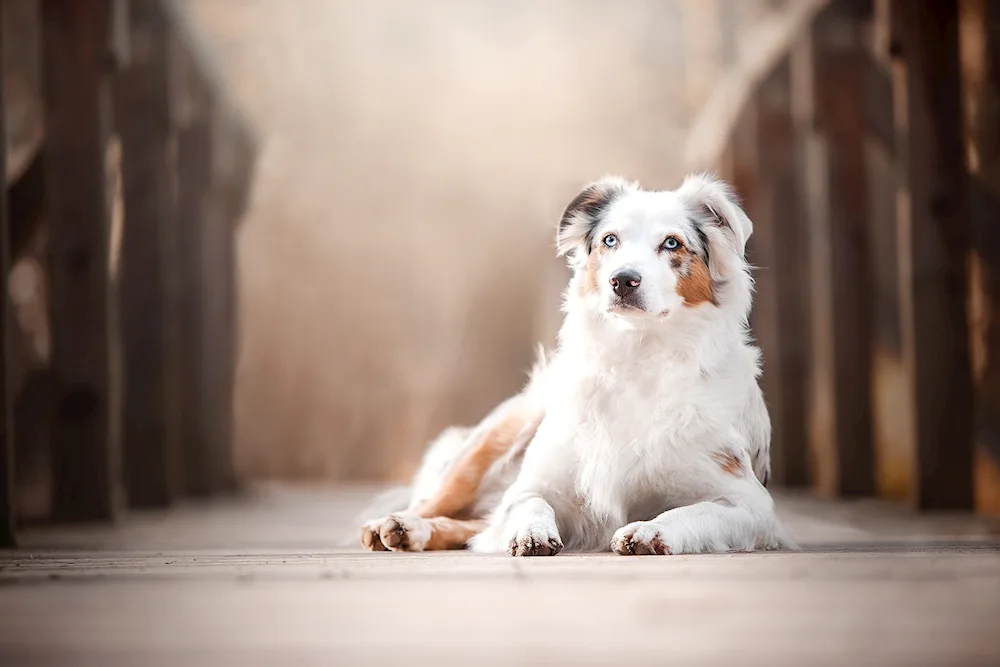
[
  {"x1": 470, "y1": 488, "x2": 565, "y2": 556},
  {"x1": 611, "y1": 449, "x2": 794, "y2": 555},
  {"x1": 502, "y1": 492, "x2": 564, "y2": 556}
]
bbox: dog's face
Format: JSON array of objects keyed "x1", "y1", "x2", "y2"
[{"x1": 557, "y1": 174, "x2": 752, "y2": 321}]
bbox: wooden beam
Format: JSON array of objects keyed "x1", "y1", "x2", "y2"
[
  {"x1": 962, "y1": 0, "x2": 1000, "y2": 516},
  {"x1": 114, "y1": 0, "x2": 181, "y2": 508},
  {"x1": 0, "y1": 4, "x2": 18, "y2": 547},
  {"x1": 42, "y1": 0, "x2": 121, "y2": 521},
  {"x1": 684, "y1": 0, "x2": 830, "y2": 172},
  {"x1": 170, "y1": 40, "x2": 248, "y2": 497},
  {"x1": 198, "y1": 175, "x2": 239, "y2": 495},
  {"x1": 175, "y1": 114, "x2": 213, "y2": 496},
  {"x1": 888, "y1": 0, "x2": 974, "y2": 510},
  {"x1": 747, "y1": 58, "x2": 811, "y2": 487},
  {"x1": 866, "y1": 0, "x2": 914, "y2": 504},
  {"x1": 805, "y1": 0, "x2": 876, "y2": 497}
]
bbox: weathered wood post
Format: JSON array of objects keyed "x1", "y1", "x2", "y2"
[
  {"x1": 886, "y1": 0, "x2": 974, "y2": 510},
  {"x1": 42, "y1": 0, "x2": 122, "y2": 521},
  {"x1": 803, "y1": 0, "x2": 876, "y2": 498},
  {"x1": 964, "y1": 0, "x2": 1000, "y2": 516},
  {"x1": 865, "y1": 0, "x2": 913, "y2": 504},
  {"x1": 0, "y1": 3, "x2": 18, "y2": 547},
  {"x1": 171, "y1": 37, "x2": 241, "y2": 497},
  {"x1": 114, "y1": 0, "x2": 182, "y2": 507},
  {"x1": 748, "y1": 57, "x2": 811, "y2": 487},
  {"x1": 172, "y1": 62, "x2": 213, "y2": 496}
]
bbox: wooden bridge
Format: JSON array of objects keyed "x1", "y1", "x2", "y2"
[{"x1": 1, "y1": 1, "x2": 999, "y2": 665}]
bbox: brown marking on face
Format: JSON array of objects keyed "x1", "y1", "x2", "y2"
[
  {"x1": 413, "y1": 396, "x2": 543, "y2": 519},
  {"x1": 712, "y1": 449, "x2": 745, "y2": 477},
  {"x1": 671, "y1": 245, "x2": 717, "y2": 306}
]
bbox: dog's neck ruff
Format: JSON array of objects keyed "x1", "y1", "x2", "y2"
[{"x1": 558, "y1": 294, "x2": 750, "y2": 380}]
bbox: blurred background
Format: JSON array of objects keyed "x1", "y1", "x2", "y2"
[
  {"x1": 188, "y1": 0, "x2": 689, "y2": 482},
  {"x1": 5, "y1": 0, "x2": 1000, "y2": 524},
  {"x1": 3, "y1": 0, "x2": 1000, "y2": 528},
  {"x1": 5, "y1": 0, "x2": 789, "y2": 502}
]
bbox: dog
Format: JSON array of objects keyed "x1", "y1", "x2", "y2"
[{"x1": 359, "y1": 173, "x2": 794, "y2": 555}]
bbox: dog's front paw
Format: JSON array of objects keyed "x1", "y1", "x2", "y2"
[
  {"x1": 611, "y1": 522, "x2": 672, "y2": 556},
  {"x1": 507, "y1": 523, "x2": 563, "y2": 557}
]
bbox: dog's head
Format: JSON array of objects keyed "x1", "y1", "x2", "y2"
[{"x1": 556, "y1": 174, "x2": 753, "y2": 323}]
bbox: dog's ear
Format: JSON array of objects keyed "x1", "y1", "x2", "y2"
[
  {"x1": 556, "y1": 176, "x2": 635, "y2": 259},
  {"x1": 676, "y1": 173, "x2": 753, "y2": 257}
]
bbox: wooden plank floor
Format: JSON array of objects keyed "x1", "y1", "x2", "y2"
[{"x1": 1, "y1": 485, "x2": 999, "y2": 667}]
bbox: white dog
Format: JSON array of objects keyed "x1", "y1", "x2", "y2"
[{"x1": 360, "y1": 174, "x2": 794, "y2": 556}]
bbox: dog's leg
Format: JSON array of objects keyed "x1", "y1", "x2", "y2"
[
  {"x1": 360, "y1": 396, "x2": 542, "y2": 552},
  {"x1": 475, "y1": 492, "x2": 563, "y2": 556},
  {"x1": 611, "y1": 448, "x2": 794, "y2": 555},
  {"x1": 375, "y1": 515, "x2": 487, "y2": 552},
  {"x1": 413, "y1": 397, "x2": 542, "y2": 519},
  {"x1": 471, "y1": 480, "x2": 569, "y2": 557}
]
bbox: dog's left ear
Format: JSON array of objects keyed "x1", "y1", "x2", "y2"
[{"x1": 676, "y1": 173, "x2": 753, "y2": 257}]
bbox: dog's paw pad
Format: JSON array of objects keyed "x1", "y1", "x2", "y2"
[
  {"x1": 380, "y1": 516, "x2": 408, "y2": 549},
  {"x1": 359, "y1": 520, "x2": 388, "y2": 551}
]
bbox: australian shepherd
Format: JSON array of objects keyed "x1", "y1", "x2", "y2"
[{"x1": 359, "y1": 174, "x2": 794, "y2": 556}]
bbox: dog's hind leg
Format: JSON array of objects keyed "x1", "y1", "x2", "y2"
[
  {"x1": 378, "y1": 516, "x2": 488, "y2": 552},
  {"x1": 412, "y1": 395, "x2": 542, "y2": 519},
  {"x1": 360, "y1": 394, "x2": 542, "y2": 552}
]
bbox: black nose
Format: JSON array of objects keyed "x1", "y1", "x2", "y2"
[{"x1": 610, "y1": 270, "x2": 641, "y2": 298}]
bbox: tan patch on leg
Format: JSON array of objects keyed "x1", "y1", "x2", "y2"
[
  {"x1": 712, "y1": 449, "x2": 745, "y2": 476},
  {"x1": 675, "y1": 252, "x2": 717, "y2": 306},
  {"x1": 414, "y1": 396, "x2": 543, "y2": 518},
  {"x1": 425, "y1": 517, "x2": 488, "y2": 550}
]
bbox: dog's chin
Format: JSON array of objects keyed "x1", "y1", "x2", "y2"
[
  {"x1": 607, "y1": 301, "x2": 648, "y2": 318},
  {"x1": 606, "y1": 300, "x2": 675, "y2": 321}
]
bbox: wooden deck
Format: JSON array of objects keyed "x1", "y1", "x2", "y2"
[{"x1": 1, "y1": 486, "x2": 999, "y2": 667}]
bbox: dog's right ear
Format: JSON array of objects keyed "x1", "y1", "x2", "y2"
[{"x1": 556, "y1": 176, "x2": 635, "y2": 259}]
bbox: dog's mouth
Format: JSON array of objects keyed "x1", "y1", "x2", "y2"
[{"x1": 608, "y1": 296, "x2": 646, "y2": 316}]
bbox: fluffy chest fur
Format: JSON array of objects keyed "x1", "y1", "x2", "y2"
[{"x1": 535, "y1": 316, "x2": 758, "y2": 529}]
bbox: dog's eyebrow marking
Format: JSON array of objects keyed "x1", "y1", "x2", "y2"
[{"x1": 712, "y1": 449, "x2": 745, "y2": 477}]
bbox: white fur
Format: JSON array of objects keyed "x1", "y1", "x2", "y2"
[{"x1": 366, "y1": 174, "x2": 794, "y2": 556}]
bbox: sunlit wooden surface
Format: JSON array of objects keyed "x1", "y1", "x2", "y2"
[{"x1": 1, "y1": 485, "x2": 998, "y2": 667}]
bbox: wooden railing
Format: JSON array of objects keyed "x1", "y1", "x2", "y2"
[
  {"x1": 688, "y1": 0, "x2": 1000, "y2": 516},
  {"x1": 0, "y1": 0, "x2": 256, "y2": 546}
]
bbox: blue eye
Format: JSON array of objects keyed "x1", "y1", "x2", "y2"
[
  {"x1": 663, "y1": 236, "x2": 680, "y2": 251},
  {"x1": 603, "y1": 234, "x2": 618, "y2": 248}
]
